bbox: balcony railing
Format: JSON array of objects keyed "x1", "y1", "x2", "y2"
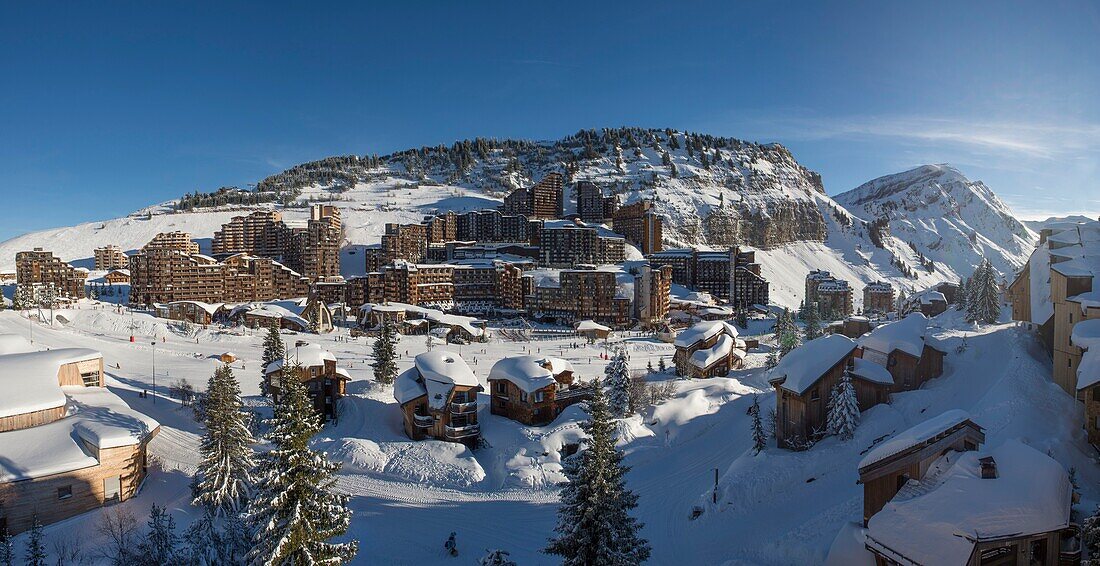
[
  {"x1": 412, "y1": 414, "x2": 434, "y2": 428},
  {"x1": 445, "y1": 423, "x2": 481, "y2": 439},
  {"x1": 450, "y1": 400, "x2": 478, "y2": 414},
  {"x1": 557, "y1": 387, "x2": 592, "y2": 401}
]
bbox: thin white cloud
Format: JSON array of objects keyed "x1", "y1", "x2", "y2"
[{"x1": 743, "y1": 114, "x2": 1100, "y2": 161}]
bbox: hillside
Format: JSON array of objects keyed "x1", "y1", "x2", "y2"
[
  {"x1": 834, "y1": 164, "x2": 1037, "y2": 279},
  {"x1": 0, "y1": 131, "x2": 1022, "y2": 307}
]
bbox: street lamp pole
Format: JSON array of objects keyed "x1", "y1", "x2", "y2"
[{"x1": 150, "y1": 340, "x2": 157, "y2": 403}]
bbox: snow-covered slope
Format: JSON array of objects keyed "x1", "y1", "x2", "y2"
[{"x1": 834, "y1": 164, "x2": 1037, "y2": 279}]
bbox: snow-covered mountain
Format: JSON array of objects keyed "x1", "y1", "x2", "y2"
[
  {"x1": 834, "y1": 164, "x2": 1037, "y2": 279},
  {"x1": 0, "y1": 132, "x2": 1030, "y2": 307}
]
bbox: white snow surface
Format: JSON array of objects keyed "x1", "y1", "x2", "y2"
[
  {"x1": 850, "y1": 358, "x2": 893, "y2": 386},
  {"x1": 265, "y1": 343, "x2": 336, "y2": 374},
  {"x1": 0, "y1": 347, "x2": 101, "y2": 418},
  {"x1": 864, "y1": 440, "x2": 1070, "y2": 565},
  {"x1": 673, "y1": 319, "x2": 738, "y2": 348}
]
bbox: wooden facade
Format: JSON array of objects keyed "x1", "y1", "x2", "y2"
[
  {"x1": 0, "y1": 434, "x2": 156, "y2": 535},
  {"x1": 857, "y1": 419, "x2": 985, "y2": 525},
  {"x1": 488, "y1": 363, "x2": 589, "y2": 426},
  {"x1": 866, "y1": 344, "x2": 945, "y2": 392},
  {"x1": 773, "y1": 350, "x2": 891, "y2": 449},
  {"x1": 398, "y1": 384, "x2": 482, "y2": 447},
  {"x1": 266, "y1": 358, "x2": 348, "y2": 422}
]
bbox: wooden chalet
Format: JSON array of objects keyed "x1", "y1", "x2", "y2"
[
  {"x1": 487, "y1": 355, "x2": 591, "y2": 425},
  {"x1": 0, "y1": 336, "x2": 159, "y2": 534},
  {"x1": 864, "y1": 438, "x2": 1074, "y2": 566},
  {"x1": 575, "y1": 320, "x2": 612, "y2": 341},
  {"x1": 103, "y1": 269, "x2": 130, "y2": 285},
  {"x1": 902, "y1": 289, "x2": 948, "y2": 318},
  {"x1": 394, "y1": 351, "x2": 483, "y2": 447},
  {"x1": 859, "y1": 313, "x2": 945, "y2": 392},
  {"x1": 264, "y1": 343, "x2": 349, "y2": 422},
  {"x1": 826, "y1": 316, "x2": 872, "y2": 339},
  {"x1": 673, "y1": 320, "x2": 746, "y2": 378},
  {"x1": 856, "y1": 410, "x2": 985, "y2": 526},
  {"x1": 165, "y1": 300, "x2": 225, "y2": 325},
  {"x1": 769, "y1": 335, "x2": 894, "y2": 449}
]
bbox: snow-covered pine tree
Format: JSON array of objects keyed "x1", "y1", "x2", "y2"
[
  {"x1": 604, "y1": 347, "x2": 631, "y2": 417},
  {"x1": 750, "y1": 395, "x2": 766, "y2": 454},
  {"x1": 803, "y1": 302, "x2": 822, "y2": 341},
  {"x1": 1081, "y1": 506, "x2": 1100, "y2": 565},
  {"x1": 480, "y1": 549, "x2": 518, "y2": 566},
  {"x1": 955, "y1": 279, "x2": 967, "y2": 310},
  {"x1": 372, "y1": 320, "x2": 399, "y2": 385},
  {"x1": 261, "y1": 325, "x2": 285, "y2": 394},
  {"x1": 246, "y1": 364, "x2": 358, "y2": 565},
  {"x1": 736, "y1": 308, "x2": 749, "y2": 329},
  {"x1": 657, "y1": 357, "x2": 666, "y2": 373},
  {"x1": 192, "y1": 364, "x2": 255, "y2": 516},
  {"x1": 765, "y1": 350, "x2": 779, "y2": 370},
  {"x1": 826, "y1": 369, "x2": 860, "y2": 441},
  {"x1": 646, "y1": 360, "x2": 654, "y2": 373},
  {"x1": 183, "y1": 511, "x2": 224, "y2": 566},
  {"x1": 544, "y1": 380, "x2": 651, "y2": 565},
  {"x1": 24, "y1": 515, "x2": 45, "y2": 566},
  {"x1": 137, "y1": 504, "x2": 183, "y2": 565}
]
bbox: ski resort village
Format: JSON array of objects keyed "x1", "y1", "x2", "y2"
[{"x1": 0, "y1": 129, "x2": 1096, "y2": 566}]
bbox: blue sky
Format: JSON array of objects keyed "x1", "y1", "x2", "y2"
[{"x1": 1, "y1": 1, "x2": 1097, "y2": 241}]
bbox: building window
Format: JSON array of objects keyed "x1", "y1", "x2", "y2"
[
  {"x1": 520, "y1": 392, "x2": 528, "y2": 403},
  {"x1": 810, "y1": 389, "x2": 820, "y2": 401},
  {"x1": 534, "y1": 391, "x2": 545, "y2": 403},
  {"x1": 57, "y1": 485, "x2": 72, "y2": 500},
  {"x1": 104, "y1": 476, "x2": 121, "y2": 502}
]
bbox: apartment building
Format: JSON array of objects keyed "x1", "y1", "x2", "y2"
[
  {"x1": 575, "y1": 181, "x2": 618, "y2": 224},
  {"x1": 805, "y1": 270, "x2": 854, "y2": 317},
  {"x1": 634, "y1": 264, "x2": 673, "y2": 328},
  {"x1": 129, "y1": 232, "x2": 309, "y2": 306},
  {"x1": 529, "y1": 267, "x2": 631, "y2": 327},
  {"x1": 209, "y1": 205, "x2": 341, "y2": 281},
  {"x1": 93, "y1": 245, "x2": 129, "y2": 271},
  {"x1": 612, "y1": 199, "x2": 663, "y2": 255},
  {"x1": 381, "y1": 222, "x2": 428, "y2": 264},
  {"x1": 862, "y1": 281, "x2": 895, "y2": 314},
  {"x1": 500, "y1": 173, "x2": 564, "y2": 219},
  {"x1": 394, "y1": 351, "x2": 482, "y2": 447},
  {"x1": 646, "y1": 247, "x2": 769, "y2": 308},
  {"x1": 538, "y1": 221, "x2": 626, "y2": 268},
  {"x1": 15, "y1": 248, "x2": 87, "y2": 301}
]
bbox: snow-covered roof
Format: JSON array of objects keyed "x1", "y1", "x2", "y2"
[
  {"x1": 850, "y1": 358, "x2": 893, "y2": 386},
  {"x1": 918, "y1": 290, "x2": 946, "y2": 305},
  {"x1": 265, "y1": 343, "x2": 337, "y2": 374},
  {"x1": 575, "y1": 320, "x2": 611, "y2": 332},
  {"x1": 394, "y1": 367, "x2": 427, "y2": 405},
  {"x1": 488, "y1": 355, "x2": 568, "y2": 393},
  {"x1": 674, "y1": 320, "x2": 738, "y2": 348},
  {"x1": 1072, "y1": 319, "x2": 1100, "y2": 390},
  {"x1": 858, "y1": 410, "x2": 975, "y2": 471},
  {"x1": 358, "y1": 303, "x2": 484, "y2": 337},
  {"x1": 413, "y1": 350, "x2": 480, "y2": 410},
  {"x1": 0, "y1": 348, "x2": 101, "y2": 419},
  {"x1": 689, "y1": 333, "x2": 735, "y2": 369},
  {"x1": 865, "y1": 440, "x2": 1070, "y2": 565},
  {"x1": 1070, "y1": 291, "x2": 1100, "y2": 315},
  {"x1": 859, "y1": 313, "x2": 931, "y2": 359},
  {"x1": 66, "y1": 386, "x2": 161, "y2": 449},
  {"x1": 168, "y1": 300, "x2": 224, "y2": 315},
  {"x1": 769, "y1": 335, "x2": 857, "y2": 395}
]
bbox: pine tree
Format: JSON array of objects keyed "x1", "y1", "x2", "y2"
[
  {"x1": 372, "y1": 320, "x2": 399, "y2": 385},
  {"x1": 24, "y1": 515, "x2": 46, "y2": 566},
  {"x1": 544, "y1": 380, "x2": 651, "y2": 565},
  {"x1": 604, "y1": 347, "x2": 631, "y2": 417},
  {"x1": 955, "y1": 279, "x2": 967, "y2": 310},
  {"x1": 0, "y1": 525, "x2": 11, "y2": 566},
  {"x1": 480, "y1": 549, "x2": 518, "y2": 566},
  {"x1": 1081, "y1": 506, "x2": 1100, "y2": 565},
  {"x1": 193, "y1": 365, "x2": 255, "y2": 516},
  {"x1": 137, "y1": 504, "x2": 183, "y2": 565},
  {"x1": 765, "y1": 350, "x2": 779, "y2": 370},
  {"x1": 776, "y1": 308, "x2": 801, "y2": 358},
  {"x1": 803, "y1": 302, "x2": 822, "y2": 341},
  {"x1": 657, "y1": 357, "x2": 666, "y2": 373},
  {"x1": 646, "y1": 360, "x2": 654, "y2": 373},
  {"x1": 750, "y1": 395, "x2": 767, "y2": 454},
  {"x1": 261, "y1": 325, "x2": 285, "y2": 394},
  {"x1": 246, "y1": 365, "x2": 358, "y2": 565},
  {"x1": 736, "y1": 308, "x2": 749, "y2": 328},
  {"x1": 966, "y1": 260, "x2": 1000, "y2": 324},
  {"x1": 183, "y1": 511, "x2": 224, "y2": 566},
  {"x1": 826, "y1": 369, "x2": 860, "y2": 440}
]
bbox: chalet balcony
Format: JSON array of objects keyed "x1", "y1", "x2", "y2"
[
  {"x1": 557, "y1": 387, "x2": 592, "y2": 401},
  {"x1": 412, "y1": 414, "x2": 434, "y2": 428},
  {"x1": 450, "y1": 400, "x2": 478, "y2": 414},
  {"x1": 445, "y1": 423, "x2": 480, "y2": 439}
]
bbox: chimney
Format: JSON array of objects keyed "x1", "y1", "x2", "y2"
[{"x1": 979, "y1": 456, "x2": 998, "y2": 479}]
